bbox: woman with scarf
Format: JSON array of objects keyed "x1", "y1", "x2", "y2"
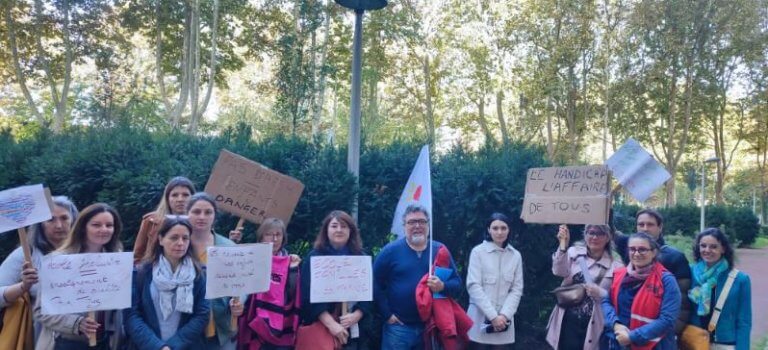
[
  {"x1": 466, "y1": 213, "x2": 523, "y2": 349},
  {"x1": 687, "y1": 228, "x2": 751, "y2": 350},
  {"x1": 186, "y1": 192, "x2": 244, "y2": 349},
  {"x1": 299, "y1": 210, "x2": 372, "y2": 350},
  {"x1": 545, "y1": 224, "x2": 622, "y2": 350},
  {"x1": 133, "y1": 177, "x2": 196, "y2": 264},
  {"x1": 124, "y1": 215, "x2": 210, "y2": 350},
  {"x1": 238, "y1": 218, "x2": 301, "y2": 349},
  {"x1": 34, "y1": 203, "x2": 126, "y2": 350},
  {"x1": 601, "y1": 232, "x2": 680, "y2": 350},
  {"x1": 0, "y1": 196, "x2": 78, "y2": 343}
]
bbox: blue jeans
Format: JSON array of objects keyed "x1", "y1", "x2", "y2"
[{"x1": 381, "y1": 323, "x2": 424, "y2": 350}]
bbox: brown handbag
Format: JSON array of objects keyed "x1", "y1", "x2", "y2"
[
  {"x1": 679, "y1": 269, "x2": 739, "y2": 350},
  {"x1": 294, "y1": 321, "x2": 341, "y2": 350},
  {"x1": 551, "y1": 256, "x2": 607, "y2": 308}
]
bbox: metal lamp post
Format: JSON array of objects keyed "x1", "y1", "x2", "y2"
[
  {"x1": 700, "y1": 156, "x2": 720, "y2": 232},
  {"x1": 334, "y1": 0, "x2": 387, "y2": 218}
]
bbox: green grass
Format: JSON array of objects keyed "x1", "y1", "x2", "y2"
[
  {"x1": 748, "y1": 236, "x2": 768, "y2": 249},
  {"x1": 753, "y1": 335, "x2": 768, "y2": 350}
]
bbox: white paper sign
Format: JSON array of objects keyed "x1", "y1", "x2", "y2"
[
  {"x1": 606, "y1": 138, "x2": 671, "y2": 202},
  {"x1": 40, "y1": 252, "x2": 133, "y2": 315},
  {"x1": 310, "y1": 255, "x2": 373, "y2": 303},
  {"x1": 205, "y1": 244, "x2": 272, "y2": 299},
  {"x1": 0, "y1": 184, "x2": 52, "y2": 233}
]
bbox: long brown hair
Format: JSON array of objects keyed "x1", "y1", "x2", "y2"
[
  {"x1": 313, "y1": 210, "x2": 363, "y2": 254},
  {"x1": 59, "y1": 203, "x2": 123, "y2": 253},
  {"x1": 154, "y1": 176, "x2": 196, "y2": 217}
]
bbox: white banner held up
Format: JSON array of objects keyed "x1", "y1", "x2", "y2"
[
  {"x1": 0, "y1": 184, "x2": 52, "y2": 233},
  {"x1": 606, "y1": 138, "x2": 671, "y2": 202},
  {"x1": 205, "y1": 243, "x2": 272, "y2": 299},
  {"x1": 390, "y1": 145, "x2": 432, "y2": 238},
  {"x1": 310, "y1": 255, "x2": 373, "y2": 303},
  {"x1": 40, "y1": 252, "x2": 133, "y2": 315}
]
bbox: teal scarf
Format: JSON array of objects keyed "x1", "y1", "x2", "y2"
[{"x1": 688, "y1": 259, "x2": 729, "y2": 316}]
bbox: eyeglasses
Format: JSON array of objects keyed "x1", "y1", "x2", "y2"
[
  {"x1": 628, "y1": 247, "x2": 652, "y2": 255},
  {"x1": 585, "y1": 230, "x2": 608, "y2": 237},
  {"x1": 406, "y1": 219, "x2": 429, "y2": 226}
]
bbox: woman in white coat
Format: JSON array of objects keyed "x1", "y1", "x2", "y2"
[{"x1": 465, "y1": 213, "x2": 524, "y2": 350}]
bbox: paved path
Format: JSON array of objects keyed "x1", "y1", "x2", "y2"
[{"x1": 735, "y1": 247, "x2": 767, "y2": 344}]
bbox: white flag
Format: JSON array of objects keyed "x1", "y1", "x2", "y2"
[{"x1": 390, "y1": 145, "x2": 432, "y2": 238}]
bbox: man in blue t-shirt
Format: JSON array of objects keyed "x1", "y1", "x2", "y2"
[
  {"x1": 614, "y1": 208, "x2": 691, "y2": 335},
  {"x1": 373, "y1": 204, "x2": 462, "y2": 350}
]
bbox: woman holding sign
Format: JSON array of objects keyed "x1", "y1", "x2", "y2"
[
  {"x1": 133, "y1": 176, "x2": 196, "y2": 264},
  {"x1": 237, "y1": 217, "x2": 301, "y2": 350},
  {"x1": 0, "y1": 196, "x2": 78, "y2": 342},
  {"x1": 185, "y1": 193, "x2": 244, "y2": 350},
  {"x1": 124, "y1": 215, "x2": 210, "y2": 350},
  {"x1": 34, "y1": 203, "x2": 126, "y2": 350},
  {"x1": 545, "y1": 224, "x2": 622, "y2": 350},
  {"x1": 465, "y1": 213, "x2": 523, "y2": 349},
  {"x1": 298, "y1": 210, "x2": 371, "y2": 350}
]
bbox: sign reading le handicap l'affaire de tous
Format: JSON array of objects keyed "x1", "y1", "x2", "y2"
[{"x1": 521, "y1": 165, "x2": 611, "y2": 225}]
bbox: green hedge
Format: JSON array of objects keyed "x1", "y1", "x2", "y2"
[
  {"x1": 2, "y1": 125, "x2": 759, "y2": 345},
  {"x1": 612, "y1": 204, "x2": 760, "y2": 246}
]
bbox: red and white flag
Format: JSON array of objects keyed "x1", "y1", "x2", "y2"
[{"x1": 391, "y1": 145, "x2": 432, "y2": 238}]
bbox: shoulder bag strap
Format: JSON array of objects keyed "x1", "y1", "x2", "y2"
[
  {"x1": 707, "y1": 269, "x2": 739, "y2": 332},
  {"x1": 577, "y1": 255, "x2": 608, "y2": 284}
]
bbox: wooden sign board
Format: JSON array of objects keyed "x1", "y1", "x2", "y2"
[
  {"x1": 204, "y1": 150, "x2": 305, "y2": 224},
  {"x1": 521, "y1": 165, "x2": 611, "y2": 225}
]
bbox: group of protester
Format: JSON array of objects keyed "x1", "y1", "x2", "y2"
[
  {"x1": 545, "y1": 209, "x2": 752, "y2": 350},
  {"x1": 0, "y1": 176, "x2": 752, "y2": 350}
]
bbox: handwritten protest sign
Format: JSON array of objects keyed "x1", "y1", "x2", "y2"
[
  {"x1": 204, "y1": 150, "x2": 304, "y2": 224},
  {"x1": 40, "y1": 252, "x2": 132, "y2": 315},
  {"x1": 205, "y1": 244, "x2": 272, "y2": 299},
  {"x1": 310, "y1": 255, "x2": 372, "y2": 303},
  {"x1": 606, "y1": 138, "x2": 671, "y2": 203},
  {"x1": 521, "y1": 165, "x2": 611, "y2": 225},
  {"x1": 0, "y1": 184, "x2": 53, "y2": 233}
]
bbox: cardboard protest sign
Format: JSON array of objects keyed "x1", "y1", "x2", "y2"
[
  {"x1": 205, "y1": 244, "x2": 272, "y2": 299},
  {"x1": 40, "y1": 252, "x2": 133, "y2": 315},
  {"x1": 204, "y1": 150, "x2": 304, "y2": 224},
  {"x1": 606, "y1": 138, "x2": 671, "y2": 202},
  {"x1": 310, "y1": 255, "x2": 372, "y2": 303},
  {"x1": 521, "y1": 165, "x2": 611, "y2": 225},
  {"x1": 0, "y1": 184, "x2": 54, "y2": 233}
]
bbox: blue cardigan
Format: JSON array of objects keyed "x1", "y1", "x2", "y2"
[
  {"x1": 689, "y1": 269, "x2": 751, "y2": 350},
  {"x1": 123, "y1": 263, "x2": 210, "y2": 350}
]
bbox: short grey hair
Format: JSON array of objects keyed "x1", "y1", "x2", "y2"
[{"x1": 402, "y1": 204, "x2": 430, "y2": 224}]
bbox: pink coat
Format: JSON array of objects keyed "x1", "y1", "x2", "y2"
[{"x1": 545, "y1": 245, "x2": 622, "y2": 350}]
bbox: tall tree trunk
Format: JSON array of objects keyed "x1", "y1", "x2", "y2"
[
  {"x1": 312, "y1": 1, "x2": 332, "y2": 139},
  {"x1": 188, "y1": 0, "x2": 201, "y2": 133},
  {"x1": 496, "y1": 90, "x2": 509, "y2": 145},
  {"x1": 4, "y1": 5, "x2": 44, "y2": 124},
  {"x1": 190, "y1": 0, "x2": 220, "y2": 134},
  {"x1": 155, "y1": 0, "x2": 173, "y2": 113},
  {"x1": 171, "y1": 7, "x2": 192, "y2": 127},
  {"x1": 424, "y1": 55, "x2": 435, "y2": 147},
  {"x1": 476, "y1": 97, "x2": 493, "y2": 146}
]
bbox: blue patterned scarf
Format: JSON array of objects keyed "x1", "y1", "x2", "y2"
[{"x1": 688, "y1": 259, "x2": 729, "y2": 316}]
